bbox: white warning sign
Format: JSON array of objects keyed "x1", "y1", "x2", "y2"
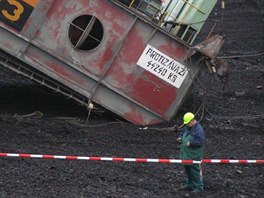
[{"x1": 137, "y1": 45, "x2": 188, "y2": 88}]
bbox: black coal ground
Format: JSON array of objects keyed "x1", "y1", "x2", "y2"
[{"x1": 0, "y1": 1, "x2": 264, "y2": 197}]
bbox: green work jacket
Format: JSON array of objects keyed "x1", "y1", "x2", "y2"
[{"x1": 179, "y1": 123, "x2": 205, "y2": 161}]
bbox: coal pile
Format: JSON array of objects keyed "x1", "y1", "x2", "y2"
[{"x1": 0, "y1": 0, "x2": 263, "y2": 197}]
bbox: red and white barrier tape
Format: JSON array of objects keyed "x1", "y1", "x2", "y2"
[{"x1": 1, "y1": 153, "x2": 264, "y2": 164}]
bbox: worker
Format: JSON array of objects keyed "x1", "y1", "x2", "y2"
[{"x1": 177, "y1": 112, "x2": 205, "y2": 193}]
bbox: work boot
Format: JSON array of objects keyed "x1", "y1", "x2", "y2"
[
  {"x1": 190, "y1": 189, "x2": 203, "y2": 193},
  {"x1": 179, "y1": 185, "x2": 193, "y2": 191}
]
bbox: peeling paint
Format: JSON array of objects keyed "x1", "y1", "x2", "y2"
[{"x1": 0, "y1": 0, "x2": 203, "y2": 125}]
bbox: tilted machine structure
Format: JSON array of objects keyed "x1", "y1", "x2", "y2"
[{"x1": 0, "y1": 0, "x2": 224, "y2": 125}]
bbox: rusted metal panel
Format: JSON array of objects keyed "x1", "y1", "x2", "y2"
[{"x1": 0, "y1": 0, "x2": 205, "y2": 125}]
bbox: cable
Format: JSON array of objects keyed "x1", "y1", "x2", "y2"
[
  {"x1": 206, "y1": 110, "x2": 264, "y2": 120},
  {"x1": 219, "y1": 51, "x2": 264, "y2": 59}
]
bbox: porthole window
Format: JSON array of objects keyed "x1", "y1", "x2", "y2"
[{"x1": 68, "y1": 15, "x2": 104, "y2": 51}]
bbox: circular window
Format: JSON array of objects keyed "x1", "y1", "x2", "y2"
[{"x1": 68, "y1": 15, "x2": 104, "y2": 51}]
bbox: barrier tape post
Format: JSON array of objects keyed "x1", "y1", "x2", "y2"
[{"x1": 1, "y1": 153, "x2": 264, "y2": 164}]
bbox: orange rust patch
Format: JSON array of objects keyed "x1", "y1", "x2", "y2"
[{"x1": 23, "y1": 0, "x2": 39, "y2": 8}]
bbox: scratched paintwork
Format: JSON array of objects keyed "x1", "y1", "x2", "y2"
[{"x1": 0, "y1": 0, "x2": 203, "y2": 125}]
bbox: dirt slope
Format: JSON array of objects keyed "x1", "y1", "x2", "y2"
[{"x1": 0, "y1": 0, "x2": 263, "y2": 197}]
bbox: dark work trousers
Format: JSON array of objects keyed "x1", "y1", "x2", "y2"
[{"x1": 183, "y1": 164, "x2": 204, "y2": 191}]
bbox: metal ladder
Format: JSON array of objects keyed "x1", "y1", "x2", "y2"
[{"x1": 0, "y1": 49, "x2": 88, "y2": 108}]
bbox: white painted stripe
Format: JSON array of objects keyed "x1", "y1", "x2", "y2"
[
  {"x1": 54, "y1": 156, "x2": 66, "y2": 159},
  {"x1": 246, "y1": 160, "x2": 256, "y2": 163},
  {"x1": 229, "y1": 160, "x2": 239, "y2": 163},
  {"x1": 193, "y1": 160, "x2": 202, "y2": 164},
  {"x1": 170, "y1": 160, "x2": 183, "y2": 163},
  {"x1": 31, "y1": 155, "x2": 43, "y2": 158},
  {"x1": 77, "y1": 157, "x2": 89, "y2": 160},
  {"x1": 210, "y1": 159, "x2": 221, "y2": 163},
  {"x1": 7, "y1": 153, "x2": 19, "y2": 157},
  {"x1": 123, "y1": 158, "x2": 136, "y2": 162},
  {"x1": 147, "y1": 159, "x2": 159, "y2": 163},
  {"x1": 101, "y1": 157, "x2": 113, "y2": 161}
]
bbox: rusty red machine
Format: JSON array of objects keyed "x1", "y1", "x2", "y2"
[{"x1": 0, "y1": 0, "x2": 224, "y2": 125}]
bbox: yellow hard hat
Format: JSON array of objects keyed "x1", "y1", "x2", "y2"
[{"x1": 183, "y1": 112, "x2": 195, "y2": 124}]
